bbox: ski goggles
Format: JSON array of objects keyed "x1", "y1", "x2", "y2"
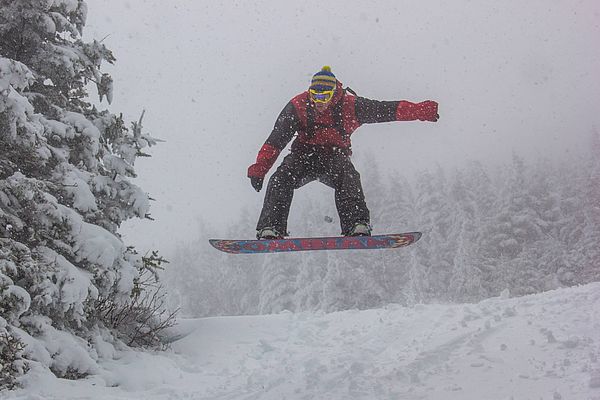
[{"x1": 309, "y1": 88, "x2": 335, "y2": 103}]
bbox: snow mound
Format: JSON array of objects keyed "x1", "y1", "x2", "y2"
[{"x1": 6, "y1": 282, "x2": 600, "y2": 400}]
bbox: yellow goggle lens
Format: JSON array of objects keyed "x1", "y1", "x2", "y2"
[{"x1": 309, "y1": 89, "x2": 335, "y2": 103}]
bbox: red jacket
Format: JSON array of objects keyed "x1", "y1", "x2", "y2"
[{"x1": 248, "y1": 81, "x2": 438, "y2": 178}]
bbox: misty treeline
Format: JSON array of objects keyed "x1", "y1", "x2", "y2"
[{"x1": 167, "y1": 135, "x2": 600, "y2": 317}]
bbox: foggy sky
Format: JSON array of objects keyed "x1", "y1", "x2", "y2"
[{"x1": 83, "y1": 0, "x2": 600, "y2": 253}]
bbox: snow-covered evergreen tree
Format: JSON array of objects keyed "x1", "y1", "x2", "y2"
[
  {"x1": 375, "y1": 172, "x2": 416, "y2": 304},
  {"x1": 578, "y1": 130, "x2": 600, "y2": 282},
  {"x1": 167, "y1": 239, "x2": 218, "y2": 317},
  {"x1": 447, "y1": 169, "x2": 485, "y2": 301},
  {"x1": 321, "y1": 256, "x2": 354, "y2": 311},
  {"x1": 359, "y1": 154, "x2": 388, "y2": 231},
  {"x1": 258, "y1": 255, "x2": 298, "y2": 314},
  {"x1": 479, "y1": 155, "x2": 539, "y2": 295},
  {"x1": 410, "y1": 167, "x2": 454, "y2": 302},
  {"x1": 0, "y1": 0, "x2": 163, "y2": 386},
  {"x1": 291, "y1": 199, "x2": 329, "y2": 311},
  {"x1": 524, "y1": 159, "x2": 570, "y2": 291}
]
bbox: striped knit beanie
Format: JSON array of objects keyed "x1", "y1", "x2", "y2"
[{"x1": 310, "y1": 66, "x2": 337, "y2": 91}]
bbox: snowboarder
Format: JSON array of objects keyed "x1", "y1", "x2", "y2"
[{"x1": 248, "y1": 66, "x2": 439, "y2": 240}]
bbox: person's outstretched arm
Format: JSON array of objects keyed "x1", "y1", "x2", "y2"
[{"x1": 355, "y1": 97, "x2": 439, "y2": 124}]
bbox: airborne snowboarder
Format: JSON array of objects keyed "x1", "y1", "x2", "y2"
[{"x1": 248, "y1": 66, "x2": 439, "y2": 240}]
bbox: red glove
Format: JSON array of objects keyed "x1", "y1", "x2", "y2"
[
  {"x1": 415, "y1": 100, "x2": 439, "y2": 122},
  {"x1": 396, "y1": 100, "x2": 439, "y2": 122}
]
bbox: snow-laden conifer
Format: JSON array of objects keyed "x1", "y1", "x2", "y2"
[{"x1": 0, "y1": 0, "x2": 167, "y2": 387}]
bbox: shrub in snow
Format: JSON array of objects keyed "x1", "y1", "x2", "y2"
[
  {"x1": 0, "y1": 0, "x2": 172, "y2": 387},
  {"x1": 97, "y1": 250, "x2": 176, "y2": 348}
]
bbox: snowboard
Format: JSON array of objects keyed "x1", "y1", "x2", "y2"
[{"x1": 209, "y1": 232, "x2": 422, "y2": 254}]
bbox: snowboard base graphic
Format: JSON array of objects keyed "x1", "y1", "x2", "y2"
[{"x1": 209, "y1": 232, "x2": 422, "y2": 254}]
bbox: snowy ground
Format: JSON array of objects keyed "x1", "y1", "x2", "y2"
[{"x1": 5, "y1": 282, "x2": 600, "y2": 400}]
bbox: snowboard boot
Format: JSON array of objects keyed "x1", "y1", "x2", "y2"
[
  {"x1": 347, "y1": 222, "x2": 372, "y2": 237},
  {"x1": 256, "y1": 227, "x2": 284, "y2": 240}
]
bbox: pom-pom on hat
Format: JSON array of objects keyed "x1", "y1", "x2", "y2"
[{"x1": 310, "y1": 66, "x2": 337, "y2": 91}]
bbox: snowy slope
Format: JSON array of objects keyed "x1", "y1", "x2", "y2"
[{"x1": 5, "y1": 282, "x2": 600, "y2": 400}]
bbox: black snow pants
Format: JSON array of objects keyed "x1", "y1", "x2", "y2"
[{"x1": 256, "y1": 145, "x2": 370, "y2": 236}]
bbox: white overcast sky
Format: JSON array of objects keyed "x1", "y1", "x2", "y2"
[{"x1": 83, "y1": 0, "x2": 600, "y2": 252}]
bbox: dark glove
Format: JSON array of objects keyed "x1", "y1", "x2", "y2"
[{"x1": 250, "y1": 176, "x2": 264, "y2": 192}]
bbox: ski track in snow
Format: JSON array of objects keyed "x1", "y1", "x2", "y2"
[{"x1": 5, "y1": 282, "x2": 600, "y2": 400}]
